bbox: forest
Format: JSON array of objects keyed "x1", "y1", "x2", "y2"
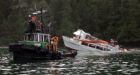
[{"x1": 0, "y1": 0, "x2": 140, "y2": 46}]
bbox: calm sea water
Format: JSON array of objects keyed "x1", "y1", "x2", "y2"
[{"x1": 0, "y1": 48, "x2": 140, "y2": 75}]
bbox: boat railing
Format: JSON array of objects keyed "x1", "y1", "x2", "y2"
[{"x1": 24, "y1": 33, "x2": 50, "y2": 42}]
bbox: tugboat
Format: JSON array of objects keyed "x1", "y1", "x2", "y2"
[{"x1": 9, "y1": 9, "x2": 77, "y2": 61}]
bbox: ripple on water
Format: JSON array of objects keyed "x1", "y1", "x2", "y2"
[
  {"x1": 104, "y1": 69, "x2": 109, "y2": 73},
  {"x1": 129, "y1": 68, "x2": 139, "y2": 73},
  {"x1": 117, "y1": 69, "x2": 123, "y2": 72},
  {"x1": 71, "y1": 67, "x2": 86, "y2": 70},
  {"x1": 97, "y1": 68, "x2": 105, "y2": 71},
  {"x1": 1, "y1": 68, "x2": 12, "y2": 71},
  {"x1": 95, "y1": 71, "x2": 101, "y2": 74},
  {"x1": 122, "y1": 70, "x2": 132, "y2": 75},
  {"x1": 122, "y1": 62, "x2": 129, "y2": 64},
  {"x1": 92, "y1": 61, "x2": 110, "y2": 65},
  {"x1": 18, "y1": 74, "x2": 29, "y2": 75},
  {"x1": 83, "y1": 72, "x2": 96, "y2": 75},
  {"x1": 20, "y1": 71, "x2": 31, "y2": 74},
  {"x1": 55, "y1": 63, "x2": 65, "y2": 67}
]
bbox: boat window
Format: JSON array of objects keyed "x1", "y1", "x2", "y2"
[
  {"x1": 104, "y1": 48, "x2": 110, "y2": 51},
  {"x1": 24, "y1": 33, "x2": 50, "y2": 42},
  {"x1": 89, "y1": 44, "x2": 96, "y2": 48},
  {"x1": 34, "y1": 34, "x2": 38, "y2": 41},
  {"x1": 44, "y1": 35, "x2": 48, "y2": 42},
  {"x1": 24, "y1": 35, "x2": 28, "y2": 40},
  {"x1": 82, "y1": 42, "x2": 88, "y2": 46},
  {"x1": 96, "y1": 46, "x2": 103, "y2": 50},
  {"x1": 39, "y1": 34, "x2": 43, "y2": 42},
  {"x1": 24, "y1": 34, "x2": 34, "y2": 41},
  {"x1": 85, "y1": 35, "x2": 90, "y2": 39}
]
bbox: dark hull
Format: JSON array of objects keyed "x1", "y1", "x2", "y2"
[{"x1": 9, "y1": 44, "x2": 77, "y2": 61}]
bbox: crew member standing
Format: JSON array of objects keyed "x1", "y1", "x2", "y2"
[
  {"x1": 29, "y1": 15, "x2": 37, "y2": 33},
  {"x1": 51, "y1": 35, "x2": 59, "y2": 52},
  {"x1": 110, "y1": 38, "x2": 118, "y2": 46}
]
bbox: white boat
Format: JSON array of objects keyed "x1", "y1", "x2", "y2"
[{"x1": 62, "y1": 29, "x2": 127, "y2": 56}]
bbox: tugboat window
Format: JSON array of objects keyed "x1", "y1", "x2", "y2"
[
  {"x1": 39, "y1": 34, "x2": 43, "y2": 42},
  {"x1": 24, "y1": 34, "x2": 33, "y2": 41},
  {"x1": 44, "y1": 35, "x2": 48, "y2": 42},
  {"x1": 34, "y1": 34, "x2": 38, "y2": 41}
]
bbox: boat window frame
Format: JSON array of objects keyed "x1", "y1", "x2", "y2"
[
  {"x1": 88, "y1": 43, "x2": 111, "y2": 51},
  {"x1": 24, "y1": 33, "x2": 50, "y2": 42}
]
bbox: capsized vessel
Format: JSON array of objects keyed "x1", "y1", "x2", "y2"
[{"x1": 62, "y1": 29, "x2": 127, "y2": 56}]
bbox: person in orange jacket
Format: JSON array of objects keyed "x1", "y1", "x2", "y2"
[{"x1": 51, "y1": 35, "x2": 59, "y2": 52}]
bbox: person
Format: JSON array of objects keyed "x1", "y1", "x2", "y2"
[
  {"x1": 28, "y1": 15, "x2": 37, "y2": 33},
  {"x1": 110, "y1": 38, "x2": 115, "y2": 46},
  {"x1": 115, "y1": 45, "x2": 120, "y2": 49},
  {"x1": 31, "y1": 15, "x2": 37, "y2": 23},
  {"x1": 51, "y1": 35, "x2": 59, "y2": 52},
  {"x1": 39, "y1": 21, "x2": 44, "y2": 32}
]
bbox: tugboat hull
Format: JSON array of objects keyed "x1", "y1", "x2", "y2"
[{"x1": 9, "y1": 44, "x2": 77, "y2": 61}]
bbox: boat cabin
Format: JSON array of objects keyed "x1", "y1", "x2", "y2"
[
  {"x1": 18, "y1": 33, "x2": 51, "y2": 48},
  {"x1": 24, "y1": 33, "x2": 50, "y2": 42},
  {"x1": 73, "y1": 29, "x2": 98, "y2": 40}
]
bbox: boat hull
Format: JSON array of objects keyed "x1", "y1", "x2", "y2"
[{"x1": 62, "y1": 36, "x2": 121, "y2": 56}]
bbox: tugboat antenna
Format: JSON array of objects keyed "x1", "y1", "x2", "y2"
[{"x1": 40, "y1": 8, "x2": 43, "y2": 23}]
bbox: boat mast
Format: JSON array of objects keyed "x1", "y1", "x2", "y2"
[{"x1": 40, "y1": 8, "x2": 43, "y2": 26}]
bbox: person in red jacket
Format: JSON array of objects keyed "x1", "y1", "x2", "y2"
[{"x1": 29, "y1": 15, "x2": 37, "y2": 33}]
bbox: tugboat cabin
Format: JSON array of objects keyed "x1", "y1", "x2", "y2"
[{"x1": 19, "y1": 33, "x2": 50, "y2": 49}]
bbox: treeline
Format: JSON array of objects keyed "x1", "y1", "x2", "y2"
[{"x1": 0, "y1": 0, "x2": 140, "y2": 45}]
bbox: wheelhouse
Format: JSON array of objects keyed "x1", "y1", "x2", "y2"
[
  {"x1": 18, "y1": 33, "x2": 51, "y2": 48},
  {"x1": 24, "y1": 33, "x2": 50, "y2": 42}
]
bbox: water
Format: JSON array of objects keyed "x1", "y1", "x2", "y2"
[{"x1": 0, "y1": 48, "x2": 140, "y2": 75}]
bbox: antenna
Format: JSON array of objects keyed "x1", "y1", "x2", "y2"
[{"x1": 34, "y1": 3, "x2": 37, "y2": 11}]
